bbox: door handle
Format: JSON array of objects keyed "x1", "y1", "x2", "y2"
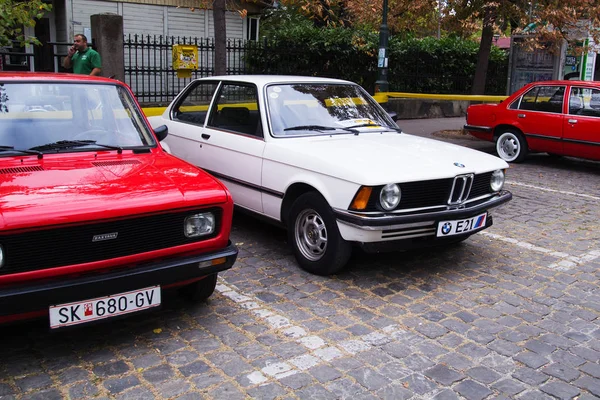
[
  {"x1": 568, "y1": 119, "x2": 578, "y2": 124},
  {"x1": 201, "y1": 133, "x2": 211, "y2": 140},
  {"x1": 517, "y1": 114, "x2": 526, "y2": 118}
]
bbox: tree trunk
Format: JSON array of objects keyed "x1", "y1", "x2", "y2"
[
  {"x1": 213, "y1": 0, "x2": 227, "y2": 76},
  {"x1": 471, "y1": 7, "x2": 495, "y2": 95}
]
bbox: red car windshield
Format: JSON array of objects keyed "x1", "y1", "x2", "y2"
[{"x1": 0, "y1": 82, "x2": 156, "y2": 153}]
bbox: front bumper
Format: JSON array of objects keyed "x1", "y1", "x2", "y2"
[
  {"x1": 333, "y1": 191, "x2": 511, "y2": 247},
  {"x1": 0, "y1": 242, "x2": 238, "y2": 319}
]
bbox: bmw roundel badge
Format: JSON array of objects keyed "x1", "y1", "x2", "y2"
[
  {"x1": 454, "y1": 162, "x2": 465, "y2": 168},
  {"x1": 441, "y1": 222, "x2": 452, "y2": 235}
]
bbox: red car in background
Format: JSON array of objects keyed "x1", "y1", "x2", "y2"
[
  {"x1": 0, "y1": 72, "x2": 237, "y2": 328},
  {"x1": 464, "y1": 80, "x2": 600, "y2": 163}
]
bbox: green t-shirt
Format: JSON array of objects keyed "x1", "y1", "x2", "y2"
[{"x1": 71, "y1": 47, "x2": 102, "y2": 75}]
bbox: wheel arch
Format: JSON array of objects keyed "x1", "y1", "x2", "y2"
[
  {"x1": 493, "y1": 124, "x2": 524, "y2": 140},
  {"x1": 280, "y1": 182, "x2": 320, "y2": 226}
]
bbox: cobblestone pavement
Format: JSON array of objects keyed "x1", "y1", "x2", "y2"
[{"x1": 1, "y1": 130, "x2": 599, "y2": 400}]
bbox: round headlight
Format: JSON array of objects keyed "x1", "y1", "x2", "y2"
[
  {"x1": 379, "y1": 183, "x2": 401, "y2": 211},
  {"x1": 490, "y1": 169, "x2": 505, "y2": 192},
  {"x1": 184, "y1": 213, "x2": 216, "y2": 238}
]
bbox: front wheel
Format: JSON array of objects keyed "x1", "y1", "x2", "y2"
[
  {"x1": 287, "y1": 192, "x2": 351, "y2": 275},
  {"x1": 178, "y1": 274, "x2": 218, "y2": 302},
  {"x1": 496, "y1": 130, "x2": 527, "y2": 163}
]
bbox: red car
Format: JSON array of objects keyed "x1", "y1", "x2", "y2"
[
  {"x1": 465, "y1": 80, "x2": 600, "y2": 163},
  {"x1": 0, "y1": 72, "x2": 237, "y2": 328}
]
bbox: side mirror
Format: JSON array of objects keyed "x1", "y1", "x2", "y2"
[
  {"x1": 387, "y1": 111, "x2": 399, "y2": 122},
  {"x1": 154, "y1": 125, "x2": 168, "y2": 141}
]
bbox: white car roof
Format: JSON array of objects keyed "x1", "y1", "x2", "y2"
[{"x1": 196, "y1": 75, "x2": 356, "y2": 87}]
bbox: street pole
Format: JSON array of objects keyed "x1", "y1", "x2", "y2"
[{"x1": 375, "y1": 0, "x2": 389, "y2": 93}]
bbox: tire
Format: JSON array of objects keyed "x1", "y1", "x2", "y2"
[
  {"x1": 287, "y1": 192, "x2": 352, "y2": 276},
  {"x1": 178, "y1": 273, "x2": 218, "y2": 302},
  {"x1": 495, "y1": 129, "x2": 527, "y2": 163}
]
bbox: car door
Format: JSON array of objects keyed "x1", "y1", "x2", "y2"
[
  {"x1": 563, "y1": 86, "x2": 600, "y2": 161},
  {"x1": 201, "y1": 82, "x2": 266, "y2": 212},
  {"x1": 508, "y1": 85, "x2": 565, "y2": 154},
  {"x1": 162, "y1": 80, "x2": 265, "y2": 213}
]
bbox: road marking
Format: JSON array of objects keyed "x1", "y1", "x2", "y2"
[
  {"x1": 215, "y1": 281, "x2": 402, "y2": 385},
  {"x1": 481, "y1": 232, "x2": 599, "y2": 271},
  {"x1": 506, "y1": 181, "x2": 600, "y2": 201}
]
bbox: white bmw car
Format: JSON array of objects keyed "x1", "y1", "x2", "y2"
[{"x1": 149, "y1": 75, "x2": 512, "y2": 275}]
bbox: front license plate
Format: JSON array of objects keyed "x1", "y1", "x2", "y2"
[
  {"x1": 437, "y1": 212, "x2": 487, "y2": 237},
  {"x1": 49, "y1": 286, "x2": 161, "y2": 329}
]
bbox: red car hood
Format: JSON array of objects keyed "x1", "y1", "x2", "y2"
[{"x1": 0, "y1": 152, "x2": 229, "y2": 230}]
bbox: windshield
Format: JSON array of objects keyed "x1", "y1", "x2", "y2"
[
  {"x1": 266, "y1": 83, "x2": 396, "y2": 137},
  {"x1": 0, "y1": 82, "x2": 156, "y2": 154}
]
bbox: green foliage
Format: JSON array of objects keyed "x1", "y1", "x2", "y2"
[
  {"x1": 245, "y1": 25, "x2": 509, "y2": 94},
  {"x1": 388, "y1": 36, "x2": 508, "y2": 94},
  {"x1": 245, "y1": 24, "x2": 380, "y2": 90},
  {"x1": 0, "y1": 0, "x2": 52, "y2": 47}
]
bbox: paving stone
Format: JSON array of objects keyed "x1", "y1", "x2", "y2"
[
  {"x1": 432, "y1": 389, "x2": 460, "y2": 400},
  {"x1": 308, "y1": 365, "x2": 342, "y2": 383},
  {"x1": 574, "y1": 376, "x2": 600, "y2": 397},
  {"x1": 465, "y1": 366, "x2": 501, "y2": 384},
  {"x1": 541, "y1": 363, "x2": 581, "y2": 382},
  {"x1": 376, "y1": 383, "x2": 413, "y2": 400},
  {"x1": 278, "y1": 372, "x2": 314, "y2": 390},
  {"x1": 454, "y1": 379, "x2": 493, "y2": 400},
  {"x1": 115, "y1": 386, "x2": 156, "y2": 400},
  {"x1": 15, "y1": 374, "x2": 53, "y2": 391},
  {"x1": 142, "y1": 364, "x2": 175, "y2": 383},
  {"x1": 155, "y1": 379, "x2": 191, "y2": 398},
  {"x1": 19, "y1": 388, "x2": 63, "y2": 400},
  {"x1": 491, "y1": 378, "x2": 527, "y2": 396},
  {"x1": 425, "y1": 364, "x2": 465, "y2": 385},
  {"x1": 93, "y1": 360, "x2": 130, "y2": 377},
  {"x1": 540, "y1": 381, "x2": 581, "y2": 399},
  {"x1": 103, "y1": 375, "x2": 141, "y2": 394},
  {"x1": 207, "y1": 382, "x2": 246, "y2": 400},
  {"x1": 349, "y1": 367, "x2": 391, "y2": 390},
  {"x1": 580, "y1": 362, "x2": 600, "y2": 379},
  {"x1": 68, "y1": 381, "x2": 101, "y2": 400},
  {"x1": 399, "y1": 373, "x2": 437, "y2": 395},
  {"x1": 514, "y1": 351, "x2": 549, "y2": 369},
  {"x1": 513, "y1": 367, "x2": 550, "y2": 385},
  {"x1": 488, "y1": 339, "x2": 522, "y2": 357},
  {"x1": 326, "y1": 377, "x2": 368, "y2": 398},
  {"x1": 295, "y1": 384, "x2": 337, "y2": 399},
  {"x1": 179, "y1": 361, "x2": 210, "y2": 376},
  {"x1": 247, "y1": 383, "x2": 287, "y2": 400},
  {"x1": 458, "y1": 342, "x2": 490, "y2": 359}
]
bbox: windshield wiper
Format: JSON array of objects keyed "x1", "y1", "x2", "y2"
[
  {"x1": 345, "y1": 123, "x2": 403, "y2": 133},
  {"x1": 0, "y1": 145, "x2": 43, "y2": 159},
  {"x1": 283, "y1": 125, "x2": 359, "y2": 134},
  {"x1": 30, "y1": 140, "x2": 123, "y2": 154}
]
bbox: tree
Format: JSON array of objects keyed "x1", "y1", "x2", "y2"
[
  {"x1": 0, "y1": 0, "x2": 51, "y2": 47},
  {"x1": 445, "y1": 0, "x2": 600, "y2": 94},
  {"x1": 213, "y1": 0, "x2": 227, "y2": 75}
]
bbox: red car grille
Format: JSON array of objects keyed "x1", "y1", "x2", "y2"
[{"x1": 0, "y1": 208, "x2": 222, "y2": 275}]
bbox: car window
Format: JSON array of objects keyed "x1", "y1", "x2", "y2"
[
  {"x1": 517, "y1": 85, "x2": 565, "y2": 114},
  {"x1": 207, "y1": 83, "x2": 261, "y2": 137},
  {"x1": 172, "y1": 81, "x2": 218, "y2": 125},
  {"x1": 0, "y1": 82, "x2": 155, "y2": 152},
  {"x1": 266, "y1": 83, "x2": 394, "y2": 137},
  {"x1": 569, "y1": 87, "x2": 600, "y2": 118}
]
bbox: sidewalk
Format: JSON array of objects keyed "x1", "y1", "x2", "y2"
[{"x1": 398, "y1": 116, "x2": 496, "y2": 154}]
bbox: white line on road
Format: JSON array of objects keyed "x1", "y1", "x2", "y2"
[
  {"x1": 505, "y1": 181, "x2": 600, "y2": 201},
  {"x1": 481, "y1": 231, "x2": 599, "y2": 271}
]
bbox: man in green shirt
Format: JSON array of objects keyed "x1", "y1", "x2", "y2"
[{"x1": 62, "y1": 34, "x2": 102, "y2": 76}]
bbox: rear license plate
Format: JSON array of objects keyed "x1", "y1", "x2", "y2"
[
  {"x1": 49, "y1": 286, "x2": 161, "y2": 329},
  {"x1": 437, "y1": 212, "x2": 487, "y2": 237}
]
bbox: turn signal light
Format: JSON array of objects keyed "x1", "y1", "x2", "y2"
[{"x1": 350, "y1": 187, "x2": 373, "y2": 210}]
